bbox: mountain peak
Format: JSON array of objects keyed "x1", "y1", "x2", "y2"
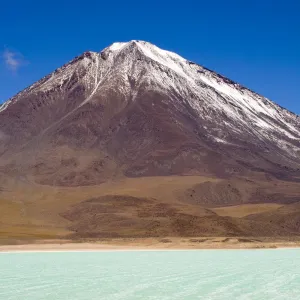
[
  {"x1": 101, "y1": 40, "x2": 185, "y2": 65},
  {"x1": 104, "y1": 40, "x2": 151, "y2": 51}
]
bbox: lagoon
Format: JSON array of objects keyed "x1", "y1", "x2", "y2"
[{"x1": 1, "y1": 249, "x2": 300, "y2": 299}]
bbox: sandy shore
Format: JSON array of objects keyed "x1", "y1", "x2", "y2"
[{"x1": 1, "y1": 237, "x2": 300, "y2": 252}]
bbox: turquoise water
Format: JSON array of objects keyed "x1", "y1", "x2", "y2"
[{"x1": 1, "y1": 249, "x2": 300, "y2": 300}]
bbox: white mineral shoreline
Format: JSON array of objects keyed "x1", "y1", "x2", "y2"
[{"x1": 1, "y1": 239, "x2": 300, "y2": 252}]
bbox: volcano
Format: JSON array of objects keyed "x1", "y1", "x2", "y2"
[{"x1": 1, "y1": 41, "x2": 300, "y2": 240}]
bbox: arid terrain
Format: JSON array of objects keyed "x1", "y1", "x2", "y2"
[
  {"x1": 1, "y1": 174, "x2": 300, "y2": 245},
  {"x1": 1, "y1": 41, "x2": 300, "y2": 245}
]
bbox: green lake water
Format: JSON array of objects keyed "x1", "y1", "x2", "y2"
[{"x1": 1, "y1": 249, "x2": 300, "y2": 299}]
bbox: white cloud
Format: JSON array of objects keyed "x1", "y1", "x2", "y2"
[{"x1": 3, "y1": 48, "x2": 27, "y2": 72}]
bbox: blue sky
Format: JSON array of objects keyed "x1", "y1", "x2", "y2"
[{"x1": 1, "y1": 0, "x2": 299, "y2": 114}]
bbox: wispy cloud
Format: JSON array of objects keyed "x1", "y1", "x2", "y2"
[{"x1": 2, "y1": 48, "x2": 27, "y2": 72}]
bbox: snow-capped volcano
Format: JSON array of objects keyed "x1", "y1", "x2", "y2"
[{"x1": 0, "y1": 40, "x2": 299, "y2": 186}]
